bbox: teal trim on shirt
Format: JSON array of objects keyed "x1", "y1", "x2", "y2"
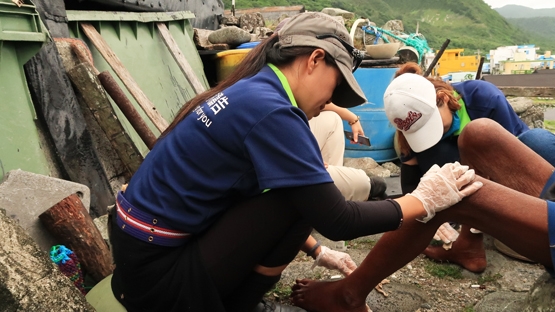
[
  {"x1": 263, "y1": 64, "x2": 299, "y2": 194},
  {"x1": 268, "y1": 63, "x2": 298, "y2": 107},
  {"x1": 454, "y1": 91, "x2": 471, "y2": 136}
]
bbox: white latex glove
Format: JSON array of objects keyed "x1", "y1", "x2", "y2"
[
  {"x1": 408, "y1": 162, "x2": 483, "y2": 223},
  {"x1": 433, "y1": 222, "x2": 460, "y2": 244},
  {"x1": 311, "y1": 246, "x2": 357, "y2": 277}
]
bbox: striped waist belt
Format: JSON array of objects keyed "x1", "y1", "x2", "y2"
[{"x1": 116, "y1": 191, "x2": 191, "y2": 247}]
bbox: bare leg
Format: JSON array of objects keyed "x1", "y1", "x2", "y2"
[
  {"x1": 458, "y1": 118, "x2": 552, "y2": 197},
  {"x1": 423, "y1": 117, "x2": 552, "y2": 271},
  {"x1": 291, "y1": 119, "x2": 554, "y2": 312}
]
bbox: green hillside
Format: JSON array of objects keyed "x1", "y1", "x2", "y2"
[
  {"x1": 506, "y1": 17, "x2": 555, "y2": 42},
  {"x1": 223, "y1": 0, "x2": 555, "y2": 54},
  {"x1": 495, "y1": 5, "x2": 555, "y2": 18}
]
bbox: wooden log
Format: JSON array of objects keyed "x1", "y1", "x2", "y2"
[
  {"x1": 157, "y1": 22, "x2": 206, "y2": 95},
  {"x1": 39, "y1": 194, "x2": 114, "y2": 283},
  {"x1": 67, "y1": 62, "x2": 143, "y2": 178},
  {"x1": 79, "y1": 22, "x2": 169, "y2": 132}
]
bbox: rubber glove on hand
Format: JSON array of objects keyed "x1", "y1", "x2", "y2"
[
  {"x1": 311, "y1": 246, "x2": 357, "y2": 277},
  {"x1": 433, "y1": 222, "x2": 460, "y2": 244},
  {"x1": 408, "y1": 162, "x2": 483, "y2": 222}
]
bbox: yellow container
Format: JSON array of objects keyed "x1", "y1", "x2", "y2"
[{"x1": 215, "y1": 49, "x2": 251, "y2": 82}]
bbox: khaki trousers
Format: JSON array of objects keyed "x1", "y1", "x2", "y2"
[{"x1": 309, "y1": 111, "x2": 370, "y2": 201}]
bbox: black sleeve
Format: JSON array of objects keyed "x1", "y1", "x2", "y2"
[
  {"x1": 400, "y1": 163, "x2": 422, "y2": 194},
  {"x1": 274, "y1": 183, "x2": 403, "y2": 241}
]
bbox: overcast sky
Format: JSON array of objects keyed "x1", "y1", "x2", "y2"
[{"x1": 483, "y1": 0, "x2": 555, "y2": 9}]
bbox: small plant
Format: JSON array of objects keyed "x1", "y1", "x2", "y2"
[
  {"x1": 313, "y1": 271, "x2": 322, "y2": 280},
  {"x1": 348, "y1": 238, "x2": 376, "y2": 249},
  {"x1": 425, "y1": 261, "x2": 463, "y2": 279},
  {"x1": 544, "y1": 120, "x2": 555, "y2": 134},
  {"x1": 266, "y1": 281, "x2": 292, "y2": 302},
  {"x1": 477, "y1": 273, "x2": 502, "y2": 285},
  {"x1": 462, "y1": 306, "x2": 475, "y2": 312}
]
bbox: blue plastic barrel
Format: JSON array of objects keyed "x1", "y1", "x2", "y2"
[
  {"x1": 343, "y1": 67, "x2": 398, "y2": 162},
  {"x1": 236, "y1": 41, "x2": 261, "y2": 49}
]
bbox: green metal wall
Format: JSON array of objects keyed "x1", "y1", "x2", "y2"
[
  {"x1": 0, "y1": 1, "x2": 51, "y2": 180},
  {"x1": 67, "y1": 11, "x2": 210, "y2": 156}
]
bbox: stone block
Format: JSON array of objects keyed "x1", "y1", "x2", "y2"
[
  {"x1": 0, "y1": 209, "x2": 94, "y2": 311},
  {"x1": 0, "y1": 169, "x2": 90, "y2": 252}
]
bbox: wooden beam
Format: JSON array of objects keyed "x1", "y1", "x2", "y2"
[
  {"x1": 157, "y1": 22, "x2": 206, "y2": 95},
  {"x1": 79, "y1": 22, "x2": 169, "y2": 132},
  {"x1": 498, "y1": 87, "x2": 555, "y2": 98}
]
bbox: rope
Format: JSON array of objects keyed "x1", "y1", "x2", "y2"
[
  {"x1": 362, "y1": 25, "x2": 433, "y2": 63},
  {"x1": 50, "y1": 245, "x2": 87, "y2": 295}
]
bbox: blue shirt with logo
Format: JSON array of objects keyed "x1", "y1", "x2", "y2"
[{"x1": 124, "y1": 65, "x2": 332, "y2": 233}]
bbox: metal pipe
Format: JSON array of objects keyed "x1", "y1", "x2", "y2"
[
  {"x1": 97, "y1": 71, "x2": 158, "y2": 150},
  {"x1": 475, "y1": 56, "x2": 485, "y2": 80},
  {"x1": 423, "y1": 38, "x2": 450, "y2": 77}
]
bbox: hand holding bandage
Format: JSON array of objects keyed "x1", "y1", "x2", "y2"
[{"x1": 408, "y1": 162, "x2": 483, "y2": 222}]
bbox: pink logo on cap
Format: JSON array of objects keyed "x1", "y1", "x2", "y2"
[{"x1": 394, "y1": 111, "x2": 422, "y2": 131}]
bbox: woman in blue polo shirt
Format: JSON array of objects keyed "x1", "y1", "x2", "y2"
[
  {"x1": 109, "y1": 13, "x2": 481, "y2": 312},
  {"x1": 383, "y1": 62, "x2": 555, "y2": 273}
]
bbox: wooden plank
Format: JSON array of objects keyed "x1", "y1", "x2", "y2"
[
  {"x1": 498, "y1": 87, "x2": 555, "y2": 98},
  {"x1": 157, "y1": 22, "x2": 206, "y2": 95},
  {"x1": 79, "y1": 22, "x2": 169, "y2": 132}
]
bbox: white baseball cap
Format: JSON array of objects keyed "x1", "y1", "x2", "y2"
[{"x1": 383, "y1": 73, "x2": 442, "y2": 153}]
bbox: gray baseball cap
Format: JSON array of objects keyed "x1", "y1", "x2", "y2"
[{"x1": 276, "y1": 12, "x2": 367, "y2": 108}]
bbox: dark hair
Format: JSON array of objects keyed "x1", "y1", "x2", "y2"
[
  {"x1": 394, "y1": 62, "x2": 462, "y2": 157},
  {"x1": 158, "y1": 34, "x2": 336, "y2": 139}
]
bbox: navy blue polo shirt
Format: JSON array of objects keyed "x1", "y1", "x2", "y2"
[
  {"x1": 452, "y1": 80, "x2": 529, "y2": 136},
  {"x1": 124, "y1": 65, "x2": 332, "y2": 233}
]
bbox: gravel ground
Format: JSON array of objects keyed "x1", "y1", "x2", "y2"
[{"x1": 265, "y1": 231, "x2": 545, "y2": 312}]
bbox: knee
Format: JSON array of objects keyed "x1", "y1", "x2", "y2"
[{"x1": 459, "y1": 118, "x2": 502, "y2": 151}]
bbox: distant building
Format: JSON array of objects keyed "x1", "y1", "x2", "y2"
[{"x1": 488, "y1": 45, "x2": 553, "y2": 74}]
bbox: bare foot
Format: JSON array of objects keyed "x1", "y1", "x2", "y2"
[
  {"x1": 423, "y1": 235, "x2": 487, "y2": 273},
  {"x1": 291, "y1": 279, "x2": 368, "y2": 312}
]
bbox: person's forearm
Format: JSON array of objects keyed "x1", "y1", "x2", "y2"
[
  {"x1": 301, "y1": 235, "x2": 322, "y2": 259},
  {"x1": 392, "y1": 195, "x2": 427, "y2": 221},
  {"x1": 275, "y1": 184, "x2": 404, "y2": 240},
  {"x1": 323, "y1": 103, "x2": 359, "y2": 125}
]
